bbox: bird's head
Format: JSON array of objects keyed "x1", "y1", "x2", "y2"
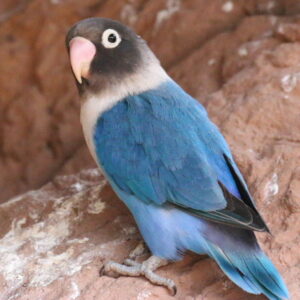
[{"x1": 66, "y1": 18, "x2": 168, "y2": 99}]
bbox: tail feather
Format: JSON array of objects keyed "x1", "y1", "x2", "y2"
[
  {"x1": 206, "y1": 244, "x2": 260, "y2": 294},
  {"x1": 206, "y1": 242, "x2": 289, "y2": 300}
]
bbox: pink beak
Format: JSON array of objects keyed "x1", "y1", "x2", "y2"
[{"x1": 69, "y1": 37, "x2": 96, "y2": 84}]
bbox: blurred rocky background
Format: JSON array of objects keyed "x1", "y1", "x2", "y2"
[{"x1": 0, "y1": 0, "x2": 300, "y2": 299}]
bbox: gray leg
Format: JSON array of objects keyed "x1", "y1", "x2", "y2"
[
  {"x1": 101, "y1": 246, "x2": 176, "y2": 295},
  {"x1": 128, "y1": 241, "x2": 148, "y2": 259}
]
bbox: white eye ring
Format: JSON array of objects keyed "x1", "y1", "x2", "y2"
[{"x1": 102, "y1": 29, "x2": 121, "y2": 49}]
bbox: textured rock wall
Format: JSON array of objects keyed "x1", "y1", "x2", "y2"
[
  {"x1": 1, "y1": 0, "x2": 300, "y2": 201},
  {"x1": 0, "y1": 166, "x2": 298, "y2": 300},
  {"x1": 0, "y1": 0, "x2": 300, "y2": 299}
]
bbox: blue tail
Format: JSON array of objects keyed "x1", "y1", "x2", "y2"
[{"x1": 205, "y1": 242, "x2": 289, "y2": 300}]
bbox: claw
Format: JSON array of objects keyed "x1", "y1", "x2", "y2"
[
  {"x1": 171, "y1": 284, "x2": 177, "y2": 296},
  {"x1": 99, "y1": 265, "x2": 105, "y2": 276},
  {"x1": 100, "y1": 255, "x2": 177, "y2": 295}
]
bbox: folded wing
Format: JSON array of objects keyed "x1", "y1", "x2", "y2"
[{"x1": 95, "y1": 81, "x2": 268, "y2": 232}]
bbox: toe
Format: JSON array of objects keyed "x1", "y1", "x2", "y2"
[{"x1": 123, "y1": 258, "x2": 140, "y2": 267}]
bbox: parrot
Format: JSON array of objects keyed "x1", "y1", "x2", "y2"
[{"x1": 65, "y1": 17, "x2": 289, "y2": 299}]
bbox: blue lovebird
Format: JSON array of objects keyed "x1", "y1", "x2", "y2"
[{"x1": 66, "y1": 18, "x2": 289, "y2": 299}]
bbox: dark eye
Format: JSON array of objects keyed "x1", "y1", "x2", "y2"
[
  {"x1": 108, "y1": 33, "x2": 117, "y2": 43},
  {"x1": 102, "y1": 29, "x2": 121, "y2": 49}
]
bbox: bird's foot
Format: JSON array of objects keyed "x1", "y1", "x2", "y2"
[
  {"x1": 128, "y1": 240, "x2": 148, "y2": 259},
  {"x1": 101, "y1": 251, "x2": 176, "y2": 295}
]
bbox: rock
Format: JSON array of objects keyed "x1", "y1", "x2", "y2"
[
  {"x1": 0, "y1": 169, "x2": 281, "y2": 300},
  {"x1": 0, "y1": 0, "x2": 300, "y2": 299},
  {"x1": 1, "y1": 0, "x2": 300, "y2": 202}
]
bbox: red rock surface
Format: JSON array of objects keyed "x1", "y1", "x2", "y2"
[
  {"x1": 0, "y1": 0, "x2": 300, "y2": 299},
  {"x1": 0, "y1": 0, "x2": 300, "y2": 201},
  {"x1": 0, "y1": 167, "x2": 297, "y2": 300}
]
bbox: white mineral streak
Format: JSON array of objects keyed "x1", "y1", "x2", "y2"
[
  {"x1": 0, "y1": 170, "x2": 108, "y2": 297},
  {"x1": 208, "y1": 58, "x2": 216, "y2": 66},
  {"x1": 122, "y1": 226, "x2": 137, "y2": 235},
  {"x1": 264, "y1": 173, "x2": 279, "y2": 203},
  {"x1": 222, "y1": 1, "x2": 234, "y2": 13},
  {"x1": 267, "y1": 1, "x2": 275, "y2": 11},
  {"x1": 70, "y1": 281, "x2": 81, "y2": 299},
  {"x1": 281, "y1": 73, "x2": 300, "y2": 93},
  {"x1": 155, "y1": 0, "x2": 180, "y2": 29},
  {"x1": 238, "y1": 46, "x2": 248, "y2": 57},
  {"x1": 137, "y1": 290, "x2": 152, "y2": 300},
  {"x1": 87, "y1": 199, "x2": 106, "y2": 214},
  {"x1": 121, "y1": 3, "x2": 138, "y2": 25}
]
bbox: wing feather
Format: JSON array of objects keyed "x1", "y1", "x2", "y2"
[{"x1": 94, "y1": 81, "x2": 268, "y2": 232}]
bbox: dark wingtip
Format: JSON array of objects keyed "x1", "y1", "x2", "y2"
[{"x1": 222, "y1": 154, "x2": 272, "y2": 233}]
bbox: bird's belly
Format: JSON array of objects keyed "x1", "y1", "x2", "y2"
[{"x1": 112, "y1": 182, "x2": 206, "y2": 260}]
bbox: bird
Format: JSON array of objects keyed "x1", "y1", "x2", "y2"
[{"x1": 66, "y1": 17, "x2": 289, "y2": 299}]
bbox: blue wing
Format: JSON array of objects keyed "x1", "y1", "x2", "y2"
[{"x1": 94, "y1": 80, "x2": 268, "y2": 231}]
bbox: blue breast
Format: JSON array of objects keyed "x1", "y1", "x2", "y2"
[
  {"x1": 91, "y1": 80, "x2": 244, "y2": 258},
  {"x1": 93, "y1": 80, "x2": 240, "y2": 204}
]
